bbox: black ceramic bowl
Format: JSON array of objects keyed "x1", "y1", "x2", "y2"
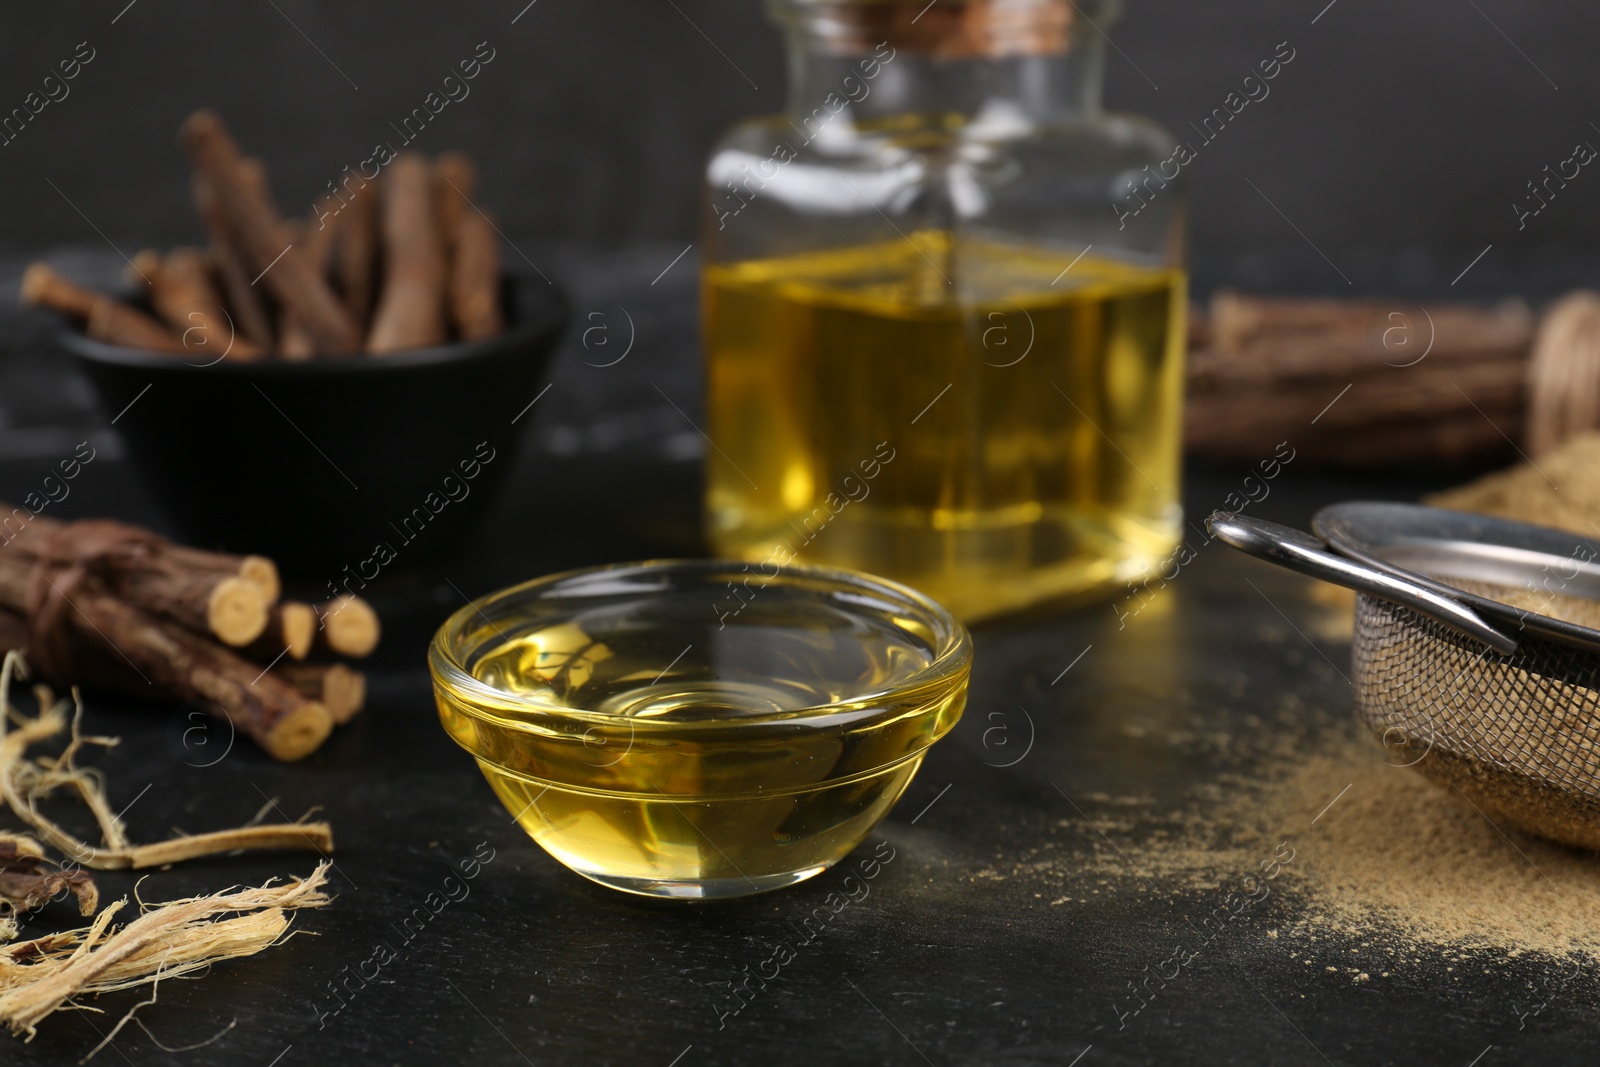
[{"x1": 60, "y1": 276, "x2": 565, "y2": 576}]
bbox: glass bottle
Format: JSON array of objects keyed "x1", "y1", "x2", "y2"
[{"x1": 700, "y1": 0, "x2": 1186, "y2": 621}]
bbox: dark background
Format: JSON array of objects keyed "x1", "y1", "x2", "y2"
[{"x1": 0, "y1": 0, "x2": 1595, "y2": 294}]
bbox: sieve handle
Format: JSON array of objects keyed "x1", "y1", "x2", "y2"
[{"x1": 1206, "y1": 511, "x2": 1519, "y2": 655}]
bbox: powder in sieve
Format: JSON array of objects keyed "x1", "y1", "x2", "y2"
[{"x1": 1429, "y1": 576, "x2": 1600, "y2": 632}]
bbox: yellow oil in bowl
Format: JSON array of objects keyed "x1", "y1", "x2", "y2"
[{"x1": 431, "y1": 560, "x2": 971, "y2": 899}]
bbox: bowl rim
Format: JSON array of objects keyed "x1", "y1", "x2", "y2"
[
  {"x1": 54, "y1": 274, "x2": 567, "y2": 375},
  {"x1": 429, "y1": 557, "x2": 974, "y2": 734}
]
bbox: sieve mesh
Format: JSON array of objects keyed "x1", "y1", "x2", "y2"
[{"x1": 1352, "y1": 592, "x2": 1600, "y2": 849}]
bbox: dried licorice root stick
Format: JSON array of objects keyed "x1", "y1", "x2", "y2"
[
  {"x1": 274, "y1": 218, "x2": 310, "y2": 360},
  {"x1": 432, "y1": 151, "x2": 503, "y2": 340},
  {"x1": 192, "y1": 170, "x2": 274, "y2": 350},
  {"x1": 279, "y1": 207, "x2": 339, "y2": 361},
  {"x1": 449, "y1": 203, "x2": 504, "y2": 341},
  {"x1": 334, "y1": 179, "x2": 379, "y2": 331},
  {"x1": 238, "y1": 157, "x2": 316, "y2": 359},
  {"x1": 85, "y1": 301, "x2": 184, "y2": 352},
  {"x1": 160, "y1": 544, "x2": 280, "y2": 604},
  {"x1": 19, "y1": 265, "x2": 183, "y2": 353},
  {"x1": 433, "y1": 150, "x2": 476, "y2": 261},
  {"x1": 0, "y1": 862, "x2": 331, "y2": 1041},
  {"x1": 111, "y1": 561, "x2": 269, "y2": 648},
  {"x1": 243, "y1": 601, "x2": 316, "y2": 662},
  {"x1": 312, "y1": 595, "x2": 381, "y2": 659},
  {"x1": 276, "y1": 662, "x2": 365, "y2": 724},
  {"x1": 367, "y1": 152, "x2": 447, "y2": 353},
  {"x1": 180, "y1": 110, "x2": 359, "y2": 354},
  {"x1": 137, "y1": 246, "x2": 262, "y2": 361},
  {"x1": 18, "y1": 264, "x2": 98, "y2": 319}
]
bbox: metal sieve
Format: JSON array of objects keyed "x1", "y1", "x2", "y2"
[{"x1": 1209, "y1": 503, "x2": 1600, "y2": 851}]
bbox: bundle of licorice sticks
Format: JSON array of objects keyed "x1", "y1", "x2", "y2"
[{"x1": 0, "y1": 506, "x2": 377, "y2": 761}]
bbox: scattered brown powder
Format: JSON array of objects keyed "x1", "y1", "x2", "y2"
[
  {"x1": 1079, "y1": 732, "x2": 1600, "y2": 963},
  {"x1": 1262, "y1": 741, "x2": 1600, "y2": 957}
]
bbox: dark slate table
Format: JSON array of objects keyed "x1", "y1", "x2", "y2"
[{"x1": 0, "y1": 246, "x2": 1590, "y2": 1066}]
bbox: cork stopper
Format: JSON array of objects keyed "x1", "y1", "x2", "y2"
[{"x1": 789, "y1": 0, "x2": 1100, "y2": 59}]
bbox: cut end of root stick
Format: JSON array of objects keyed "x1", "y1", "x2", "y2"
[
  {"x1": 128, "y1": 250, "x2": 162, "y2": 288},
  {"x1": 19, "y1": 264, "x2": 95, "y2": 320},
  {"x1": 238, "y1": 556, "x2": 280, "y2": 605},
  {"x1": 206, "y1": 576, "x2": 269, "y2": 647},
  {"x1": 18, "y1": 264, "x2": 51, "y2": 308},
  {"x1": 278, "y1": 602, "x2": 316, "y2": 660},
  {"x1": 177, "y1": 108, "x2": 226, "y2": 151},
  {"x1": 323, "y1": 664, "x2": 365, "y2": 725},
  {"x1": 262, "y1": 701, "x2": 333, "y2": 762},
  {"x1": 319, "y1": 596, "x2": 379, "y2": 658},
  {"x1": 274, "y1": 663, "x2": 364, "y2": 724}
]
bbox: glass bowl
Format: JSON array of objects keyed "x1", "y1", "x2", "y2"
[{"x1": 430, "y1": 559, "x2": 971, "y2": 900}]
